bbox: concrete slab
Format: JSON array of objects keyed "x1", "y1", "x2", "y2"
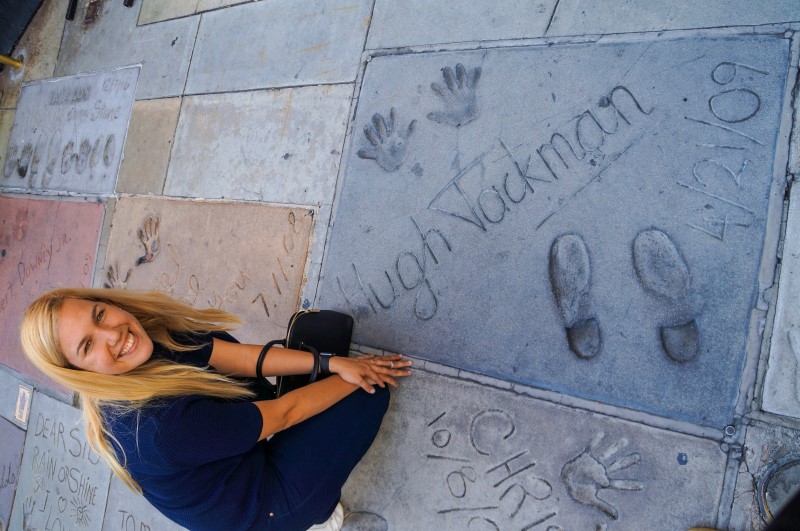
[
  {"x1": 0, "y1": 197, "x2": 104, "y2": 394},
  {"x1": 3, "y1": 66, "x2": 138, "y2": 194},
  {"x1": 9, "y1": 392, "x2": 111, "y2": 531},
  {"x1": 729, "y1": 422, "x2": 800, "y2": 529},
  {"x1": 138, "y1": 0, "x2": 198, "y2": 25},
  {"x1": 343, "y1": 369, "x2": 727, "y2": 530},
  {"x1": 55, "y1": 1, "x2": 199, "y2": 100},
  {"x1": 317, "y1": 34, "x2": 791, "y2": 426},
  {"x1": 197, "y1": 0, "x2": 249, "y2": 10},
  {"x1": 102, "y1": 476, "x2": 186, "y2": 531},
  {"x1": 547, "y1": 0, "x2": 800, "y2": 36},
  {"x1": 367, "y1": 0, "x2": 557, "y2": 50},
  {"x1": 184, "y1": 0, "x2": 371, "y2": 94},
  {"x1": 0, "y1": 416, "x2": 25, "y2": 530},
  {"x1": 117, "y1": 97, "x2": 181, "y2": 195},
  {"x1": 163, "y1": 85, "x2": 351, "y2": 204},
  {"x1": 103, "y1": 197, "x2": 313, "y2": 343},
  {"x1": 0, "y1": 0, "x2": 69, "y2": 110},
  {"x1": 763, "y1": 185, "x2": 800, "y2": 417}
]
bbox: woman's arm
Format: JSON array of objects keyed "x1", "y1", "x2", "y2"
[
  {"x1": 253, "y1": 375, "x2": 361, "y2": 440},
  {"x1": 208, "y1": 338, "x2": 412, "y2": 385}
]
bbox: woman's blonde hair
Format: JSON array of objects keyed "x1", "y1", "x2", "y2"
[{"x1": 19, "y1": 288, "x2": 255, "y2": 493}]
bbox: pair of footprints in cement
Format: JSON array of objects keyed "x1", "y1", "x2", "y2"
[
  {"x1": 550, "y1": 229, "x2": 699, "y2": 362},
  {"x1": 357, "y1": 63, "x2": 481, "y2": 173}
]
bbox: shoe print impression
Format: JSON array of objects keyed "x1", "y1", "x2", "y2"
[
  {"x1": 632, "y1": 228, "x2": 700, "y2": 362},
  {"x1": 549, "y1": 234, "x2": 602, "y2": 359}
]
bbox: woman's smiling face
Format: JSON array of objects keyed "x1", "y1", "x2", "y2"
[{"x1": 57, "y1": 298, "x2": 154, "y2": 375}]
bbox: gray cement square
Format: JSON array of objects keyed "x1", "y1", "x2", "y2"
[
  {"x1": 55, "y1": 1, "x2": 198, "y2": 100},
  {"x1": 317, "y1": 35, "x2": 791, "y2": 427},
  {"x1": 184, "y1": 0, "x2": 372, "y2": 94},
  {"x1": 343, "y1": 369, "x2": 727, "y2": 530},
  {"x1": 163, "y1": 86, "x2": 351, "y2": 204},
  {"x1": 0, "y1": 416, "x2": 25, "y2": 531},
  {"x1": 547, "y1": 0, "x2": 800, "y2": 36},
  {"x1": 0, "y1": 368, "x2": 32, "y2": 429},
  {"x1": 3, "y1": 66, "x2": 138, "y2": 194},
  {"x1": 366, "y1": 0, "x2": 557, "y2": 50},
  {"x1": 9, "y1": 392, "x2": 111, "y2": 531},
  {"x1": 102, "y1": 476, "x2": 186, "y2": 531}
]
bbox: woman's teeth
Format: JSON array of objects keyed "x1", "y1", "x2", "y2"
[{"x1": 119, "y1": 332, "x2": 134, "y2": 358}]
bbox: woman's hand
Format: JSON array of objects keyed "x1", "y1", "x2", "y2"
[{"x1": 328, "y1": 354, "x2": 412, "y2": 393}]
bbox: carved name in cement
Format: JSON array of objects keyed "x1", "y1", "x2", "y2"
[{"x1": 2, "y1": 66, "x2": 139, "y2": 193}]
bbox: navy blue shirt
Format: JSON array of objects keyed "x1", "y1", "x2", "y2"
[{"x1": 103, "y1": 332, "x2": 274, "y2": 530}]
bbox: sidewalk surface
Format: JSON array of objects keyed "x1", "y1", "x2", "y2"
[{"x1": 1, "y1": 1, "x2": 800, "y2": 529}]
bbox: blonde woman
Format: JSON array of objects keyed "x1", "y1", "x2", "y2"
[{"x1": 20, "y1": 288, "x2": 411, "y2": 531}]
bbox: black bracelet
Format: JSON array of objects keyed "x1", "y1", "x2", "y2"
[
  {"x1": 257, "y1": 340, "x2": 284, "y2": 381},
  {"x1": 319, "y1": 354, "x2": 332, "y2": 375},
  {"x1": 301, "y1": 342, "x2": 321, "y2": 383}
]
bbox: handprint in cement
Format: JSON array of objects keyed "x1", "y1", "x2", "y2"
[
  {"x1": 561, "y1": 432, "x2": 643, "y2": 519},
  {"x1": 357, "y1": 108, "x2": 416, "y2": 173},
  {"x1": 428, "y1": 63, "x2": 482, "y2": 127}
]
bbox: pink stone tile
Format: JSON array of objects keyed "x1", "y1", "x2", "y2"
[{"x1": 0, "y1": 197, "x2": 104, "y2": 394}]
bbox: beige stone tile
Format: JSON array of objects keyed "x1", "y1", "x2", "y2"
[
  {"x1": 138, "y1": 0, "x2": 199, "y2": 25},
  {"x1": 197, "y1": 0, "x2": 250, "y2": 11},
  {"x1": 0, "y1": 0, "x2": 69, "y2": 109},
  {"x1": 0, "y1": 109, "x2": 15, "y2": 166},
  {"x1": 103, "y1": 197, "x2": 314, "y2": 342},
  {"x1": 118, "y1": 97, "x2": 182, "y2": 195}
]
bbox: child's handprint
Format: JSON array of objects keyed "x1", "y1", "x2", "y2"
[
  {"x1": 135, "y1": 215, "x2": 160, "y2": 266},
  {"x1": 357, "y1": 108, "x2": 416, "y2": 173},
  {"x1": 428, "y1": 63, "x2": 482, "y2": 127},
  {"x1": 103, "y1": 262, "x2": 132, "y2": 289}
]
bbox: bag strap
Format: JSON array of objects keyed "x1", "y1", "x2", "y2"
[
  {"x1": 256, "y1": 340, "x2": 285, "y2": 382},
  {"x1": 297, "y1": 342, "x2": 320, "y2": 384}
]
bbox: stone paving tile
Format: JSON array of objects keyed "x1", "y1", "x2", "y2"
[
  {"x1": 0, "y1": 416, "x2": 25, "y2": 530},
  {"x1": 3, "y1": 66, "x2": 138, "y2": 194},
  {"x1": 0, "y1": 109, "x2": 14, "y2": 168},
  {"x1": 763, "y1": 184, "x2": 800, "y2": 418},
  {"x1": 343, "y1": 369, "x2": 727, "y2": 530},
  {"x1": 9, "y1": 392, "x2": 111, "y2": 531},
  {"x1": 117, "y1": 97, "x2": 181, "y2": 195},
  {"x1": 729, "y1": 421, "x2": 800, "y2": 529},
  {"x1": 547, "y1": 0, "x2": 800, "y2": 36},
  {"x1": 0, "y1": 0, "x2": 69, "y2": 110},
  {"x1": 317, "y1": 34, "x2": 791, "y2": 427},
  {"x1": 196, "y1": 0, "x2": 250, "y2": 10},
  {"x1": 103, "y1": 197, "x2": 313, "y2": 343},
  {"x1": 367, "y1": 0, "x2": 557, "y2": 49},
  {"x1": 164, "y1": 85, "x2": 351, "y2": 204},
  {"x1": 184, "y1": 0, "x2": 371, "y2": 94},
  {"x1": 55, "y1": 1, "x2": 199, "y2": 100},
  {"x1": 102, "y1": 476, "x2": 187, "y2": 531},
  {"x1": 0, "y1": 197, "x2": 104, "y2": 395},
  {"x1": 138, "y1": 0, "x2": 198, "y2": 25}
]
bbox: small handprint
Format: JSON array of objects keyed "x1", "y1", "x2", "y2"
[
  {"x1": 103, "y1": 262, "x2": 132, "y2": 289},
  {"x1": 357, "y1": 108, "x2": 416, "y2": 173},
  {"x1": 428, "y1": 63, "x2": 482, "y2": 127},
  {"x1": 561, "y1": 432, "x2": 643, "y2": 519},
  {"x1": 135, "y1": 215, "x2": 160, "y2": 266},
  {"x1": 22, "y1": 497, "x2": 36, "y2": 531}
]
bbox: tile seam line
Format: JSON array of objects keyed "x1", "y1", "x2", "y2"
[
  {"x1": 365, "y1": 22, "x2": 799, "y2": 58},
  {"x1": 544, "y1": 0, "x2": 560, "y2": 37},
  {"x1": 180, "y1": 80, "x2": 356, "y2": 99},
  {"x1": 415, "y1": 361, "x2": 727, "y2": 442}
]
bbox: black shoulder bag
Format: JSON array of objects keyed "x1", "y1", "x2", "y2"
[{"x1": 256, "y1": 309, "x2": 354, "y2": 397}]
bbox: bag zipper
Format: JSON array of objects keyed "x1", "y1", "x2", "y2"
[{"x1": 286, "y1": 309, "x2": 319, "y2": 338}]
